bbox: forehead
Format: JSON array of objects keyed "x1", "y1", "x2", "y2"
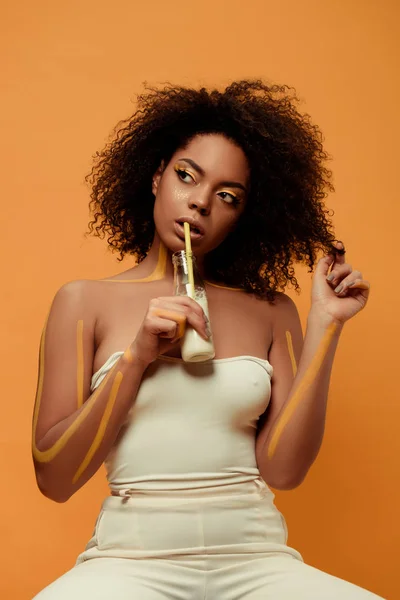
[{"x1": 173, "y1": 134, "x2": 250, "y2": 182}]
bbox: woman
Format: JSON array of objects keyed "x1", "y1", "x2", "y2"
[{"x1": 32, "y1": 80, "x2": 382, "y2": 599}]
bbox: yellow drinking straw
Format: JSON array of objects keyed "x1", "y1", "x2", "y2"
[{"x1": 183, "y1": 222, "x2": 195, "y2": 298}]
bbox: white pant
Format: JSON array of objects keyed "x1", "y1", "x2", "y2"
[
  {"x1": 33, "y1": 554, "x2": 383, "y2": 599},
  {"x1": 33, "y1": 479, "x2": 383, "y2": 599}
]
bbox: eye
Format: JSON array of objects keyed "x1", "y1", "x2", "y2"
[
  {"x1": 175, "y1": 167, "x2": 195, "y2": 184},
  {"x1": 218, "y1": 191, "x2": 241, "y2": 206}
]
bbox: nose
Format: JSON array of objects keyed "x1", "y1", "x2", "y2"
[{"x1": 188, "y1": 191, "x2": 211, "y2": 217}]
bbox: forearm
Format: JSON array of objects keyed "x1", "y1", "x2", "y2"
[
  {"x1": 33, "y1": 348, "x2": 147, "y2": 502},
  {"x1": 260, "y1": 310, "x2": 344, "y2": 488}
]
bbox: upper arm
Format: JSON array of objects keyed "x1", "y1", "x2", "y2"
[
  {"x1": 256, "y1": 293, "x2": 304, "y2": 451},
  {"x1": 32, "y1": 280, "x2": 96, "y2": 448}
]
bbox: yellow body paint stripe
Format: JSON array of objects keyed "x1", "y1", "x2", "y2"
[
  {"x1": 32, "y1": 315, "x2": 117, "y2": 463},
  {"x1": 76, "y1": 320, "x2": 84, "y2": 408},
  {"x1": 97, "y1": 241, "x2": 243, "y2": 291},
  {"x1": 32, "y1": 312, "x2": 97, "y2": 462},
  {"x1": 285, "y1": 330, "x2": 297, "y2": 377},
  {"x1": 32, "y1": 312, "x2": 50, "y2": 448},
  {"x1": 153, "y1": 308, "x2": 186, "y2": 338},
  {"x1": 267, "y1": 321, "x2": 338, "y2": 459},
  {"x1": 33, "y1": 370, "x2": 112, "y2": 463},
  {"x1": 72, "y1": 370, "x2": 124, "y2": 483},
  {"x1": 101, "y1": 242, "x2": 167, "y2": 283},
  {"x1": 33, "y1": 314, "x2": 86, "y2": 443},
  {"x1": 123, "y1": 346, "x2": 134, "y2": 363},
  {"x1": 205, "y1": 281, "x2": 241, "y2": 291}
]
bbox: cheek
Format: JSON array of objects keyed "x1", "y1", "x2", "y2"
[
  {"x1": 155, "y1": 177, "x2": 188, "y2": 215},
  {"x1": 153, "y1": 180, "x2": 189, "y2": 234}
]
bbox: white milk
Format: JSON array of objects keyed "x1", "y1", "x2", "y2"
[{"x1": 181, "y1": 292, "x2": 215, "y2": 363}]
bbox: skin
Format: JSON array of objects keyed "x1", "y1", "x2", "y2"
[
  {"x1": 32, "y1": 298, "x2": 206, "y2": 488},
  {"x1": 266, "y1": 321, "x2": 338, "y2": 459},
  {"x1": 32, "y1": 135, "x2": 252, "y2": 488},
  {"x1": 256, "y1": 242, "x2": 370, "y2": 487},
  {"x1": 285, "y1": 330, "x2": 298, "y2": 377},
  {"x1": 76, "y1": 320, "x2": 85, "y2": 408},
  {"x1": 32, "y1": 313, "x2": 120, "y2": 466},
  {"x1": 32, "y1": 133, "x2": 370, "y2": 498},
  {"x1": 102, "y1": 236, "x2": 241, "y2": 290},
  {"x1": 261, "y1": 243, "x2": 370, "y2": 466},
  {"x1": 152, "y1": 134, "x2": 250, "y2": 265},
  {"x1": 32, "y1": 300, "x2": 204, "y2": 483},
  {"x1": 101, "y1": 242, "x2": 168, "y2": 283},
  {"x1": 72, "y1": 369, "x2": 124, "y2": 483}
]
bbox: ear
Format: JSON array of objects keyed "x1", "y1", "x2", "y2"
[{"x1": 152, "y1": 160, "x2": 165, "y2": 196}]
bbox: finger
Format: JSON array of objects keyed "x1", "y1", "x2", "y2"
[
  {"x1": 152, "y1": 305, "x2": 209, "y2": 341},
  {"x1": 155, "y1": 296, "x2": 206, "y2": 318},
  {"x1": 330, "y1": 240, "x2": 346, "y2": 267},
  {"x1": 185, "y1": 311, "x2": 210, "y2": 341},
  {"x1": 152, "y1": 308, "x2": 186, "y2": 339},
  {"x1": 151, "y1": 302, "x2": 188, "y2": 322},
  {"x1": 332, "y1": 240, "x2": 346, "y2": 264},
  {"x1": 326, "y1": 265, "x2": 359, "y2": 287},
  {"x1": 322, "y1": 240, "x2": 346, "y2": 278},
  {"x1": 152, "y1": 298, "x2": 209, "y2": 339},
  {"x1": 150, "y1": 316, "x2": 180, "y2": 339},
  {"x1": 334, "y1": 278, "x2": 370, "y2": 296},
  {"x1": 347, "y1": 279, "x2": 370, "y2": 290}
]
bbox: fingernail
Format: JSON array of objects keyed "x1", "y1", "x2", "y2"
[
  {"x1": 205, "y1": 324, "x2": 212, "y2": 338},
  {"x1": 326, "y1": 273, "x2": 335, "y2": 281},
  {"x1": 335, "y1": 284, "x2": 343, "y2": 293}
]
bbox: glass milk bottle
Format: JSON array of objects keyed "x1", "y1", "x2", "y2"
[{"x1": 172, "y1": 250, "x2": 215, "y2": 362}]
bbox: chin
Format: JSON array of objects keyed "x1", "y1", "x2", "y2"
[
  {"x1": 160, "y1": 231, "x2": 207, "y2": 256},
  {"x1": 161, "y1": 233, "x2": 186, "y2": 254}
]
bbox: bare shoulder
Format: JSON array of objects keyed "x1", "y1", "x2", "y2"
[
  {"x1": 51, "y1": 279, "x2": 106, "y2": 317},
  {"x1": 214, "y1": 288, "x2": 299, "y2": 323},
  {"x1": 268, "y1": 292, "x2": 303, "y2": 342},
  {"x1": 53, "y1": 279, "x2": 97, "y2": 302},
  {"x1": 256, "y1": 290, "x2": 298, "y2": 312},
  {"x1": 51, "y1": 279, "x2": 87, "y2": 307},
  {"x1": 271, "y1": 291, "x2": 299, "y2": 311},
  {"x1": 258, "y1": 291, "x2": 301, "y2": 331}
]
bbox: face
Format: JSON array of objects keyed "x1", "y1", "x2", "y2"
[{"x1": 152, "y1": 134, "x2": 250, "y2": 256}]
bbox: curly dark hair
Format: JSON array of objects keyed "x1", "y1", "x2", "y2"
[{"x1": 87, "y1": 79, "x2": 338, "y2": 302}]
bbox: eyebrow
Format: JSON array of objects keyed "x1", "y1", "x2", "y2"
[{"x1": 179, "y1": 158, "x2": 247, "y2": 192}]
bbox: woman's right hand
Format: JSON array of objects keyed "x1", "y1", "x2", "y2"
[{"x1": 130, "y1": 296, "x2": 210, "y2": 367}]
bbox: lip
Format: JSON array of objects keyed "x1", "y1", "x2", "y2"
[{"x1": 174, "y1": 216, "x2": 205, "y2": 240}]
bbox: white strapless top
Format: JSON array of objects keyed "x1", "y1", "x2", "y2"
[{"x1": 91, "y1": 353, "x2": 274, "y2": 492}]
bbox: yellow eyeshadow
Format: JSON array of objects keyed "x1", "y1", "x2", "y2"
[
  {"x1": 220, "y1": 190, "x2": 238, "y2": 201},
  {"x1": 174, "y1": 164, "x2": 196, "y2": 180}
]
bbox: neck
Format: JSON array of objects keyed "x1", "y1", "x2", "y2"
[
  {"x1": 143, "y1": 232, "x2": 206, "y2": 280},
  {"x1": 140, "y1": 233, "x2": 171, "y2": 280}
]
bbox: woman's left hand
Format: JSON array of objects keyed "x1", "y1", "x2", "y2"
[{"x1": 311, "y1": 241, "x2": 371, "y2": 325}]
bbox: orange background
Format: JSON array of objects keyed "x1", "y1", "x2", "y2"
[{"x1": 1, "y1": 1, "x2": 399, "y2": 598}]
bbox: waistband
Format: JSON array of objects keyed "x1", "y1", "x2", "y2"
[{"x1": 109, "y1": 477, "x2": 272, "y2": 500}]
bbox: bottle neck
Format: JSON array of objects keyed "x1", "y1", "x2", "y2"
[{"x1": 138, "y1": 232, "x2": 207, "y2": 281}]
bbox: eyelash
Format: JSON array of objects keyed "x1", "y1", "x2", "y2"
[
  {"x1": 174, "y1": 168, "x2": 241, "y2": 206},
  {"x1": 175, "y1": 168, "x2": 195, "y2": 184}
]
